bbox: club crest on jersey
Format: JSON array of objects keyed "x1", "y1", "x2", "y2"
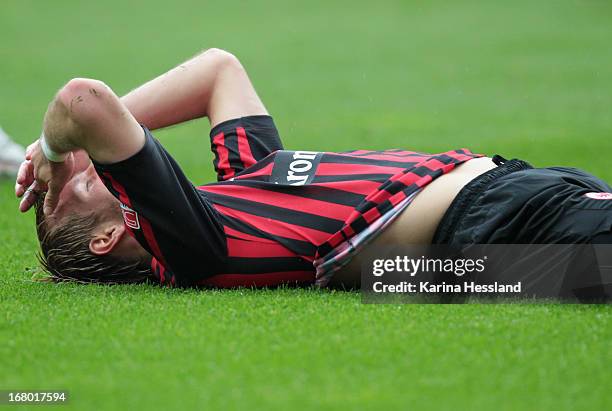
[
  {"x1": 270, "y1": 150, "x2": 322, "y2": 186},
  {"x1": 120, "y1": 203, "x2": 141, "y2": 229}
]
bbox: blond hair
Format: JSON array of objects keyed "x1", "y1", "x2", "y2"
[{"x1": 34, "y1": 194, "x2": 152, "y2": 284}]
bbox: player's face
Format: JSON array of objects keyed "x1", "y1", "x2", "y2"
[{"x1": 50, "y1": 158, "x2": 120, "y2": 223}]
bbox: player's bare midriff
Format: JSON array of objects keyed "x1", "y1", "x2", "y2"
[{"x1": 329, "y1": 157, "x2": 497, "y2": 287}]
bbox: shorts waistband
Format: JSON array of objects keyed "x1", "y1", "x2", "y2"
[{"x1": 432, "y1": 156, "x2": 533, "y2": 244}]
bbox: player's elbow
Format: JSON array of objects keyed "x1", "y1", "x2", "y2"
[
  {"x1": 60, "y1": 78, "x2": 111, "y2": 104},
  {"x1": 57, "y1": 78, "x2": 114, "y2": 123}
]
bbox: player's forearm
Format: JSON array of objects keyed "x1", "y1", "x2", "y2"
[
  {"x1": 121, "y1": 48, "x2": 231, "y2": 130},
  {"x1": 41, "y1": 92, "x2": 82, "y2": 155},
  {"x1": 120, "y1": 63, "x2": 210, "y2": 130}
]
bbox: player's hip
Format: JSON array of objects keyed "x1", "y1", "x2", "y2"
[{"x1": 432, "y1": 158, "x2": 612, "y2": 245}]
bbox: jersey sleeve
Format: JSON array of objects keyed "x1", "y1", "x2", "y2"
[
  {"x1": 93, "y1": 127, "x2": 227, "y2": 286},
  {"x1": 209, "y1": 115, "x2": 283, "y2": 181}
]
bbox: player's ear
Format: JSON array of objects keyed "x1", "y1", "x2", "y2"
[{"x1": 89, "y1": 222, "x2": 126, "y2": 256}]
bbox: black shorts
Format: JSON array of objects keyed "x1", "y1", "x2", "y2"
[{"x1": 432, "y1": 156, "x2": 612, "y2": 246}]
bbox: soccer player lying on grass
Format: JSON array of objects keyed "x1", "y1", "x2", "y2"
[{"x1": 14, "y1": 48, "x2": 612, "y2": 289}]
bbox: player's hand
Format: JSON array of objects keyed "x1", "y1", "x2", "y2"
[
  {"x1": 15, "y1": 161, "x2": 41, "y2": 213},
  {"x1": 15, "y1": 142, "x2": 42, "y2": 213},
  {"x1": 27, "y1": 140, "x2": 75, "y2": 216}
]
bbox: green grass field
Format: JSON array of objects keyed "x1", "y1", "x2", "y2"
[{"x1": 1, "y1": 1, "x2": 611, "y2": 410}]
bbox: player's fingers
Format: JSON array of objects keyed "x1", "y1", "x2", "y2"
[
  {"x1": 25, "y1": 141, "x2": 38, "y2": 160},
  {"x1": 39, "y1": 154, "x2": 73, "y2": 215},
  {"x1": 16, "y1": 160, "x2": 33, "y2": 186},
  {"x1": 25, "y1": 161, "x2": 35, "y2": 187},
  {"x1": 15, "y1": 184, "x2": 25, "y2": 198},
  {"x1": 19, "y1": 191, "x2": 37, "y2": 213},
  {"x1": 15, "y1": 161, "x2": 33, "y2": 198},
  {"x1": 15, "y1": 182, "x2": 26, "y2": 198},
  {"x1": 43, "y1": 182, "x2": 62, "y2": 216},
  {"x1": 19, "y1": 182, "x2": 41, "y2": 213},
  {"x1": 16, "y1": 161, "x2": 27, "y2": 185}
]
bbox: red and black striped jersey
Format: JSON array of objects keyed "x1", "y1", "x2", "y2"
[{"x1": 94, "y1": 116, "x2": 481, "y2": 287}]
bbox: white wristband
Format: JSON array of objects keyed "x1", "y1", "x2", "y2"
[{"x1": 40, "y1": 132, "x2": 68, "y2": 162}]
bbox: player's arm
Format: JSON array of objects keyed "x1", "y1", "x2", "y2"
[
  {"x1": 24, "y1": 48, "x2": 269, "y2": 188},
  {"x1": 121, "y1": 48, "x2": 268, "y2": 129},
  {"x1": 28, "y1": 77, "x2": 145, "y2": 214},
  {"x1": 121, "y1": 48, "x2": 283, "y2": 181},
  {"x1": 33, "y1": 48, "x2": 264, "y2": 162},
  {"x1": 17, "y1": 48, "x2": 272, "y2": 211},
  {"x1": 45, "y1": 78, "x2": 144, "y2": 164}
]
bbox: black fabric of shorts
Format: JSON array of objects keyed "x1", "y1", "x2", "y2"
[{"x1": 432, "y1": 156, "x2": 612, "y2": 245}]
